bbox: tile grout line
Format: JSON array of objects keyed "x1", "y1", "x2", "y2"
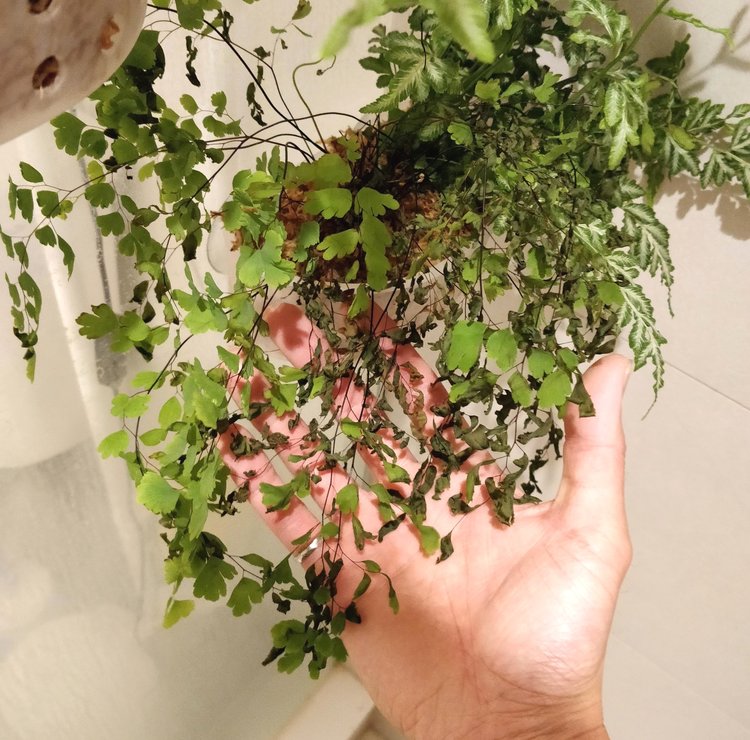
[
  {"x1": 665, "y1": 361, "x2": 750, "y2": 413},
  {"x1": 606, "y1": 634, "x2": 750, "y2": 735}
]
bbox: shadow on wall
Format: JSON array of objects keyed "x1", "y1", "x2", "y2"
[
  {"x1": 682, "y1": 5, "x2": 750, "y2": 99},
  {"x1": 659, "y1": 1, "x2": 750, "y2": 242},
  {"x1": 619, "y1": 0, "x2": 750, "y2": 62},
  {"x1": 660, "y1": 177, "x2": 750, "y2": 242},
  {"x1": 616, "y1": 0, "x2": 750, "y2": 242}
]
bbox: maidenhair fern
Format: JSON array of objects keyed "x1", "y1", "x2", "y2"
[{"x1": 2, "y1": 0, "x2": 748, "y2": 676}]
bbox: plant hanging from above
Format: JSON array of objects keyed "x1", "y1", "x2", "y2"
[{"x1": 2, "y1": 0, "x2": 749, "y2": 677}]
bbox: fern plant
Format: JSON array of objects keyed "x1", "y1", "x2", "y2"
[{"x1": 2, "y1": 0, "x2": 748, "y2": 677}]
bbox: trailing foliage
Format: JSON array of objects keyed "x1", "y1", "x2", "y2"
[{"x1": 1, "y1": 0, "x2": 748, "y2": 676}]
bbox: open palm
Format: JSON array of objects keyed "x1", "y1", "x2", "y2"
[{"x1": 220, "y1": 304, "x2": 631, "y2": 739}]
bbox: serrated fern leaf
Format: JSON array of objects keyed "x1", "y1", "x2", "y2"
[
  {"x1": 419, "y1": 118, "x2": 449, "y2": 141},
  {"x1": 574, "y1": 219, "x2": 641, "y2": 281},
  {"x1": 490, "y1": 0, "x2": 537, "y2": 31},
  {"x1": 382, "y1": 32, "x2": 426, "y2": 65},
  {"x1": 567, "y1": 0, "x2": 630, "y2": 49},
  {"x1": 619, "y1": 283, "x2": 666, "y2": 394},
  {"x1": 737, "y1": 161, "x2": 750, "y2": 198},
  {"x1": 362, "y1": 65, "x2": 431, "y2": 113},
  {"x1": 730, "y1": 119, "x2": 750, "y2": 157},
  {"x1": 493, "y1": 0, "x2": 516, "y2": 30},
  {"x1": 360, "y1": 44, "x2": 449, "y2": 113},
  {"x1": 691, "y1": 115, "x2": 750, "y2": 196},
  {"x1": 622, "y1": 203, "x2": 674, "y2": 289},
  {"x1": 615, "y1": 177, "x2": 645, "y2": 204},
  {"x1": 573, "y1": 219, "x2": 610, "y2": 253},
  {"x1": 606, "y1": 251, "x2": 640, "y2": 280},
  {"x1": 682, "y1": 98, "x2": 725, "y2": 136},
  {"x1": 603, "y1": 79, "x2": 647, "y2": 169},
  {"x1": 662, "y1": 133, "x2": 700, "y2": 176},
  {"x1": 700, "y1": 148, "x2": 736, "y2": 189}
]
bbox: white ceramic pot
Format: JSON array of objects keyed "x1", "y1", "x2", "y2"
[{"x1": 0, "y1": 0, "x2": 146, "y2": 144}]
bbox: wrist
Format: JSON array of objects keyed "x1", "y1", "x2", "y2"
[
  {"x1": 498, "y1": 693, "x2": 607, "y2": 740},
  {"x1": 403, "y1": 692, "x2": 607, "y2": 740},
  {"x1": 509, "y1": 714, "x2": 607, "y2": 740}
]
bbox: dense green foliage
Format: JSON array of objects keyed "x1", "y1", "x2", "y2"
[{"x1": 2, "y1": 0, "x2": 748, "y2": 676}]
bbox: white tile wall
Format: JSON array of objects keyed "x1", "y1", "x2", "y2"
[
  {"x1": 612, "y1": 359, "x2": 750, "y2": 735},
  {"x1": 650, "y1": 196, "x2": 750, "y2": 409},
  {"x1": 604, "y1": 637, "x2": 750, "y2": 740}
]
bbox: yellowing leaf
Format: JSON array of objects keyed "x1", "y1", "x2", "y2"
[
  {"x1": 384, "y1": 462, "x2": 411, "y2": 484},
  {"x1": 227, "y1": 577, "x2": 264, "y2": 616},
  {"x1": 136, "y1": 472, "x2": 179, "y2": 515},
  {"x1": 355, "y1": 187, "x2": 399, "y2": 216},
  {"x1": 304, "y1": 188, "x2": 353, "y2": 219},
  {"x1": 159, "y1": 396, "x2": 182, "y2": 427},
  {"x1": 448, "y1": 121, "x2": 473, "y2": 146},
  {"x1": 348, "y1": 284, "x2": 370, "y2": 318},
  {"x1": 318, "y1": 229, "x2": 359, "y2": 260},
  {"x1": 416, "y1": 523, "x2": 440, "y2": 556},
  {"x1": 446, "y1": 321, "x2": 486, "y2": 373},
  {"x1": 360, "y1": 215, "x2": 391, "y2": 290},
  {"x1": 508, "y1": 371, "x2": 532, "y2": 407},
  {"x1": 237, "y1": 240, "x2": 295, "y2": 289},
  {"x1": 486, "y1": 329, "x2": 517, "y2": 371},
  {"x1": 291, "y1": 153, "x2": 352, "y2": 188},
  {"x1": 98, "y1": 429, "x2": 128, "y2": 459},
  {"x1": 668, "y1": 124, "x2": 695, "y2": 151},
  {"x1": 163, "y1": 599, "x2": 195, "y2": 628},
  {"x1": 528, "y1": 349, "x2": 555, "y2": 379},
  {"x1": 139, "y1": 428, "x2": 168, "y2": 446},
  {"x1": 337, "y1": 483, "x2": 359, "y2": 514},
  {"x1": 111, "y1": 393, "x2": 150, "y2": 418},
  {"x1": 537, "y1": 370, "x2": 572, "y2": 408},
  {"x1": 475, "y1": 79, "x2": 501, "y2": 102}
]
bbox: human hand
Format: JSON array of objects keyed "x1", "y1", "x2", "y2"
[{"x1": 219, "y1": 303, "x2": 632, "y2": 740}]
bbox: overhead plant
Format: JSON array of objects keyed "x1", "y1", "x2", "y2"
[{"x1": 2, "y1": 0, "x2": 748, "y2": 676}]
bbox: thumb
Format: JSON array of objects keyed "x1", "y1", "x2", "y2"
[{"x1": 556, "y1": 354, "x2": 632, "y2": 518}]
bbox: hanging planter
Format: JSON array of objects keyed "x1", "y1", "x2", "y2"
[
  {"x1": 0, "y1": 0, "x2": 146, "y2": 144},
  {"x1": 2, "y1": 0, "x2": 749, "y2": 678}
]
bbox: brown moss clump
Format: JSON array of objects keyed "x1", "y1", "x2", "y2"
[{"x1": 276, "y1": 128, "x2": 441, "y2": 284}]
